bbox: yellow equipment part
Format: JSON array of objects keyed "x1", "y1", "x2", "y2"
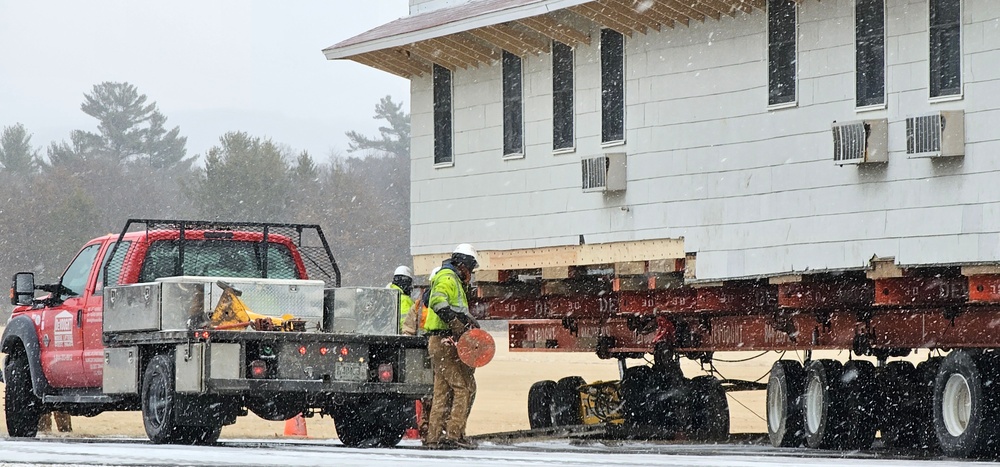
[
  {"x1": 579, "y1": 380, "x2": 624, "y2": 425},
  {"x1": 210, "y1": 281, "x2": 296, "y2": 330}
]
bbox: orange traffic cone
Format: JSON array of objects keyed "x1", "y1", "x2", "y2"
[
  {"x1": 404, "y1": 400, "x2": 421, "y2": 440},
  {"x1": 284, "y1": 413, "x2": 308, "y2": 437}
]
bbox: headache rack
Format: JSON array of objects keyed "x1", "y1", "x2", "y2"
[{"x1": 102, "y1": 219, "x2": 342, "y2": 288}]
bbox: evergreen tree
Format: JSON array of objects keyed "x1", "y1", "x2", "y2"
[
  {"x1": 0, "y1": 123, "x2": 40, "y2": 174},
  {"x1": 187, "y1": 131, "x2": 293, "y2": 222},
  {"x1": 345, "y1": 95, "x2": 410, "y2": 158},
  {"x1": 49, "y1": 82, "x2": 191, "y2": 169}
]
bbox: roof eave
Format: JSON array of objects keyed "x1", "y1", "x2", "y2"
[{"x1": 323, "y1": 0, "x2": 592, "y2": 60}]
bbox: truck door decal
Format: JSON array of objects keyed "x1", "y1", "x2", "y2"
[{"x1": 53, "y1": 310, "x2": 75, "y2": 347}]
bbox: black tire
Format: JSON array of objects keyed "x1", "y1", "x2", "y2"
[
  {"x1": 175, "y1": 425, "x2": 224, "y2": 445},
  {"x1": 688, "y1": 375, "x2": 729, "y2": 442},
  {"x1": 915, "y1": 357, "x2": 943, "y2": 452},
  {"x1": 933, "y1": 350, "x2": 999, "y2": 458},
  {"x1": 4, "y1": 351, "x2": 42, "y2": 438},
  {"x1": 621, "y1": 365, "x2": 654, "y2": 429},
  {"x1": 878, "y1": 360, "x2": 923, "y2": 449},
  {"x1": 527, "y1": 380, "x2": 557, "y2": 429},
  {"x1": 334, "y1": 398, "x2": 409, "y2": 448},
  {"x1": 840, "y1": 360, "x2": 877, "y2": 450},
  {"x1": 552, "y1": 376, "x2": 585, "y2": 426},
  {"x1": 142, "y1": 353, "x2": 221, "y2": 445},
  {"x1": 766, "y1": 360, "x2": 805, "y2": 447},
  {"x1": 802, "y1": 359, "x2": 846, "y2": 449},
  {"x1": 246, "y1": 397, "x2": 304, "y2": 421},
  {"x1": 142, "y1": 354, "x2": 182, "y2": 444}
]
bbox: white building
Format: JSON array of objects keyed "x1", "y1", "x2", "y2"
[{"x1": 325, "y1": 0, "x2": 997, "y2": 283}]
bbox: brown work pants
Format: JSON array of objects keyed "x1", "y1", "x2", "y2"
[{"x1": 425, "y1": 335, "x2": 476, "y2": 444}]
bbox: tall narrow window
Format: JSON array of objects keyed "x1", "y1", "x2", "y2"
[
  {"x1": 929, "y1": 0, "x2": 961, "y2": 98},
  {"x1": 768, "y1": 0, "x2": 797, "y2": 106},
  {"x1": 433, "y1": 64, "x2": 452, "y2": 165},
  {"x1": 552, "y1": 41, "x2": 574, "y2": 151},
  {"x1": 601, "y1": 29, "x2": 624, "y2": 144},
  {"x1": 502, "y1": 50, "x2": 523, "y2": 157},
  {"x1": 856, "y1": 0, "x2": 885, "y2": 107}
]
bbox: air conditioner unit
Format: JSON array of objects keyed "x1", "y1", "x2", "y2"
[
  {"x1": 831, "y1": 118, "x2": 888, "y2": 165},
  {"x1": 906, "y1": 110, "x2": 964, "y2": 158},
  {"x1": 581, "y1": 153, "x2": 626, "y2": 192}
]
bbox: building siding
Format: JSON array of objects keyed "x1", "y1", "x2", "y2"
[{"x1": 409, "y1": 0, "x2": 1000, "y2": 281}]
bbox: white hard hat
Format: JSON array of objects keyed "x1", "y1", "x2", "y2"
[
  {"x1": 429, "y1": 266, "x2": 441, "y2": 281},
  {"x1": 393, "y1": 265, "x2": 413, "y2": 278},
  {"x1": 453, "y1": 243, "x2": 478, "y2": 262}
]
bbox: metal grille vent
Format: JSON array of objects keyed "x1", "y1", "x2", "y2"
[
  {"x1": 832, "y1": 121, "x2": 866, "y2": 163},
  {"x1": 906, "y1": 114, "x2": 943, "y2": 155},
  {"x1": 582, "y1": 156, "x2": 608, "y2": 191}
]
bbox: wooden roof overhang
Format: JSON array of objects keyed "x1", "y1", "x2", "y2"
[{"x1": 323, "y1": 0, "x2": 772, "y2": 79}]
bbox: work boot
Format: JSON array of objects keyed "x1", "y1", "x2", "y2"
[
  {"x1": 424, "y1": 439, "x2": 459, "y2": 450},
  {"x1": 452, "y1": 437, "x2": 477, "y2": 450}
]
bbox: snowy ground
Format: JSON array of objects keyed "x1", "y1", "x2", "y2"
[{"x1": 0, "y1": 438, "x2": 994, "y2": 467}]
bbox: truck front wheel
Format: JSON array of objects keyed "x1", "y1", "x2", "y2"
[{"x1": 4, "y1": 350, "x2": 42, "y2": 437}]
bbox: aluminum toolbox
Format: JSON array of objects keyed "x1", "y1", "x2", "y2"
[
  {"x1": 324, "y1": 287, "x2": 399, "y2": 335},
  {"x1": 105, "y1": 276, "x2": 326, "y2": 333},
  {"x1": 102, "y1": 346, "x2": 139, "y2": 394}
]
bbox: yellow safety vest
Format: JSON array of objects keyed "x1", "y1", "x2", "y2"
[
  {"x1": 424, "y1": 267, "x2": 468, "y2": 332},
  {"x1": 389, "y1": 283, "x2": 415, "y2": 332}
]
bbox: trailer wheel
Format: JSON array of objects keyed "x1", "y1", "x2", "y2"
[
  {"x1": 933, "y1": 350, "x2": 999, "y2": 457},
  {"x1": 879, "y1": 360, "x2": 922, "y2": 449},
  {"x1": 528, "y1": 380, "x2": 557, "y2": 429},
  {"x1": 4, "y1": 350, "x2": 42, "y2": 438},
  {"x1": 689, "y1": 375, "x2": 729, "y2": 442},
  {"x1": 803, "y1": 359, "x2": 846, "y2": 449},
  {"x1": 841, "y1": 360, "x2": 877, "y2": 450},
  {"x1": 766, "y1": 360, "x2": 804, "y2": 447},
  {"x1": 621, "y1": 365, "x2": 654, "y2": 429},
  {"x1": 552, "y1": 376, "x2": 585, "y2": 426},
  {"x1": 142, "y1": 354, "x2": 182, "y2": 444}
]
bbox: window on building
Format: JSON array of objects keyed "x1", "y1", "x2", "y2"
[
  {"x1": 433, "y1": 64, "x2": 453, "y2": 165},
  {"x1": 768, "y1": 0, "x2": 797, "y2": 106},
  {"x1": 552, "y1": 41, "x2": 574, "y2": 151},
  {"x1": 601, "y1": 29, "x2": 625, "y2": 144},
  {"x1": 502, "y1": 50, "x2": 523, "y2": 157},
  {"x1": 855, "y1": 0, "x2": 885, "y2": 107},
  {"x1": 929, "y1": 0, "x2": 961, "y2": 98}
]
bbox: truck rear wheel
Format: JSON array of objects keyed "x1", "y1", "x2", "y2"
[
  {"x1": 4, "y1": 351, "x2": 42, "y2": 438},
  {"x1": 527, "y1": 380, "x2": 557, "y2": 429},
  {"x1": 141, "y1": 353, "x2": 222, "y2": 445},
  {"x1": 766, "y1": 360, "x2": 804, "y2": 447},
  {"x1": 552, "y1": 376, "x2": 585, "y2": 426},
  {"x1": 333, "y1": 398, "x2": 409, "y2": 448},
  {"x1": 142, "y1": 354, "x2": 181, "y2": 444}
]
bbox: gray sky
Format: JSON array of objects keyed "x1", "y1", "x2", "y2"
[{"x1": 0, "y1": 1, "x2": 410, "y2": 163}]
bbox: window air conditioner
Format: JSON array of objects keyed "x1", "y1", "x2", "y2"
[
  {"x1": 831, "y1": 118, "x2": 888, "y2": 165},
  {"x1": 581, "y1": 153, "x2": 626, "y2": 192},
  {"x1": 906, "y1": 110, "x2": 965, "y2": 158}
]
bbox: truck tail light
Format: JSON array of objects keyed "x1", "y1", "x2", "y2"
[
  {"x1": 377, "y1": 363, "x2": 393, "y2": 383},
  {"x1": 298, "y1": 346, "x2": 307, "y2": 355},
  {"x1": 250, "y1": 360, "x2": 268, "y2": 378},
  {"x1": 320, "y1": 346, "x2": 329, "y2": 356}
]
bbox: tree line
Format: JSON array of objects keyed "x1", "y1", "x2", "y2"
[{"x1": 0, "y1": 82, "x2": 410, "y2": 287}]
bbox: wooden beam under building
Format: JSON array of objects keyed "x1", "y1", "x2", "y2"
[
  {"x1": 569, "y1": 3, "x2": 642, "y2": 36},
  {"x1": 595, "y1": 0, "x2": 664, "y2": 33},
  {"x1": 516, "y1": 14, "x2": 592, "y2": 46}
]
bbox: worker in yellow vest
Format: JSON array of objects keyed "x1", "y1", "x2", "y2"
[
  {"x1": 403, "y1": 267, "x2": 438, "y2": 336},
  {"x1": 388, "y1": 265, "x2": 414, "y2": 333},
  {"x1": 423, "y1": 244, "x2": 480, "y2": 450}
]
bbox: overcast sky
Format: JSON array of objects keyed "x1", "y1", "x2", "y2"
[{"x1": 0, "y1": 1, "x2": 410, "y2": 163}]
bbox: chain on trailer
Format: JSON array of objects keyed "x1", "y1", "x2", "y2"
[{"x1": 101, "y1": 219, "x2": 342, "y2": 289}]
